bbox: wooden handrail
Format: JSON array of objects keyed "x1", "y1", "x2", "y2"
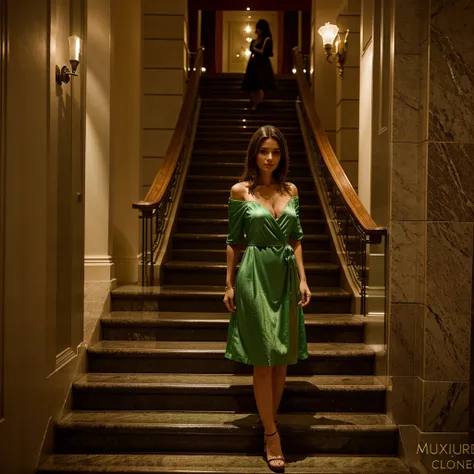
[
  {"x1": 292, "y1": 48, "x2": 385, "y2": 236},
  {"x1": 133, "y1": 48, "x2": 205, "y2": 212}
]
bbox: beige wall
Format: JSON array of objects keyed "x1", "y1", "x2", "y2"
[
  {"x1": 141, "y1": 0, "x2": 188, "y2": 198},
  {"x1": 0, "y1": 0, "x2": 86, "y2": 471},
  {"x1": 335, "y1": 2, "x2": 360, "y2": 191},
  {"x1": 311, "y1": 0, "x2": 341, "y2": 151},
  {"x1": 358, "y1": 35, "x2": 372, "y2": 211},
  {"x1": 110, "y1": 0, "x2": 142, "y2": 284},
  {"x1": 84, "y1": 0, "x2": 114, "y2": 283},
  {"x1": 311, "y1": 1, "x2": 362, "y2": 188}
]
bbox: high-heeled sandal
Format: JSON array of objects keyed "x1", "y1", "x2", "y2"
[{"x1": 263, "y1": 429, "x2": 285, "y2": 472}]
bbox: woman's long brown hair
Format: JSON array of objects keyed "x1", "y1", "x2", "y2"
[{"x1": 240, "y1": 125, "x2": 290, "y2": 194}]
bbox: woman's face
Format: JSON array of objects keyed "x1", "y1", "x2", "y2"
[
  {"x1": 256, "y1": 138, "x2": 281, "y2": 174},
  {"x1": 255, "y1": 27, "x2": 262, "y2": 36}
]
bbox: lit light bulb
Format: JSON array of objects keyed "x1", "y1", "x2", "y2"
[
  {"x1": 201, "y1": 67, "x2": 206, "y2": 72},
  {"x1": 246, "y1": 7, "x2": 250, "y2": 10},
  {"x1": 292, "y1": 68, "x2": 297, "y2": 74},
  {"x1": 244, "y1": 24, "x2": 252, "y2": 34},
  {"x1": 236, "y1": 53, "x2": 240, "y2": 58},
  {"x1": 248, "y1": 16, "x2": 252, "y2": 19},
  {"x1": 303, "y1": 69, "x2": 307, "y2": 73},
  {"x1": 318, "y1": 22, "x2": 339, "y2": 47},
  {"x1": 244, "y1": 49, "x2": 251, "y2": 57},
  {"x1": 242, "y1": 119, "x2": 246, "y2": 122},
  {"x1": 246, "y1": 37, "x2": 252, "y2": 43}
]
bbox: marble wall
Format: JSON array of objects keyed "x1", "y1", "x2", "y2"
[{"x1": 387, "y1": 0, "x2": 474, "y2": 471}]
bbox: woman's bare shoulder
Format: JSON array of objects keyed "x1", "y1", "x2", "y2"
[
  {"x1": 286, "y1": 182, "x2": 299, "y2": 197},
  {"x1": 230, "y1": 182, "x2": 248, "y2": 201}
]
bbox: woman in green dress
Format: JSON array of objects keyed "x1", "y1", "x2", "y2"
[{"x1": 223, "y1": 125, "x2": 311, "y2": 471}]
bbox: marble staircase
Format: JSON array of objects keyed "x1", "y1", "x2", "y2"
[{"x1": 38, "y1": 74, "x2": 408, "y2": 473}]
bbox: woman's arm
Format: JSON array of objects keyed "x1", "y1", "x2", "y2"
[
  {"x1": 251, "y1": 37, "x2": 270, "y2": 54},
  {"x1": 288, "y1": 183, "x2": 311, "y2": 307},
  {"x1": 223, "y1": 184, "x2": 245, "y2": 312},
  {"x1": 291, "y1": 239, "x2": 306, "y2": 283}
]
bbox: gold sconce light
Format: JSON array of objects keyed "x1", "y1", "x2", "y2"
[
  {"x1": 318, "y1": 22, "x2": 349, "y2": 79},
  {"x1": 56, "y1": 35, "x2": 82, "y2": 85}
]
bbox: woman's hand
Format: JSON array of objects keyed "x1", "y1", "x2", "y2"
[
  {"x1": 223, "y1": 288, "x2": 236, "y2": 312},
  {"x1": 298, "y1": 281, "x2": 311, "y2": 307}
]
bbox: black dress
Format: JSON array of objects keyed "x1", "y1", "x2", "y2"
[{"x1": 242, "y1": 37, "x2": 277, "y2": 92}]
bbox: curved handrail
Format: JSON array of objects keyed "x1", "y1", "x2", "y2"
[
  {"x1": 292, "y1": 47, "x2": 385, "y2": 236},
  {"x1": 133, "y1": 48, "x2": 205, "y2": 212}
]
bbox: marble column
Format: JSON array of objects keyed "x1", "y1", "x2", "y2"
[{"x1": 387, "y1": 0, "x2": 474, "y2": 471}]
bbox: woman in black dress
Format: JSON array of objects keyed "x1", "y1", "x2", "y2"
[{"x1": 242, "y1": 19, "x2": 276, "y2": 110}]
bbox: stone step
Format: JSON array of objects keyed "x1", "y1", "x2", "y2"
[
  {"x1": 200, "y1": 98, "x2": 297, "y2": 107},
  {"x1": 176, "y1": 217, "x2": 326, "y2": 234},
  {"x1": 197, "y1": 113, "x2": 299, "y2": 122},
  {"x1": 199, "y1": 103, "x2": 297, "y2": 111},
  {"x1": 179, "y1": 202, "x2": 322, "y2": 219},
  {"x1": 200, "y1": 86, "x2": 297, "y2": 93},
  {"x1": 192, "y1": 148, "x2": 306, "y2": 157},
  {"x1": 200, "y1": 103, "x2": 297, "y2": 112},
  {"x1": 189, "y1": 161, "x2": 309, "y2": 177},
  {"x1": 200, "y1": 79, "x2": 298, "y2": 88},
  {"x1": 182, "y1": 189, "x2": 318, "y2": 205},
  {"x1": 199, "y1": 92, "x2": 297, "y2": 100},
  {"x1": 186, "y1": 176, "x2": 314, "y2": 190},
  {"x1": 195, "y1": 131, "x2": 302, "y2": 141},
  {"x1": 54, "y1": 411, "x2": 397, "y2": 455},
  {"x1": 101, "y1": 312, "x2": 364, "y2": 343},
  {"x1": 72, "y1": 373, "x2": 385, "y2": 412},
  {"x1": 193, "y1": 139, "x2": 304, "y2": 151},
  {"x1": 111, "y1": 286, "x2": 352, "y2": 315},
  {"x1": 197, "y1": 124, "x2": 301, "y2": 133},
  {"x1": 87, "y1": 340, "x2": 373, "y2": 375},
  {"x1": 201, "y1": 73, "x2": 295, "y2": 80},
  {"x1": 39, "y1": 453, "x2": 409, "y2": 474},
  {"x1": 161, "y1": 261, "x2": 340, "y2": 287},
  {"x1": 197, "y1": 118, "x2": 299, "y2": 128},
  {"x1": 171, "y1": 248, "x2": 330, "y2": 263},
  {"x1": 172, "y1": 233, "x2": 330, "y2": 251},
  {"x1": 184, "y1": 187, "x2": 320, "y2": 205},
  {"x1": 200, "y1": 83, "x2": 297, "y2": 90},
  {"x1": 199, "y1": 84, "x2": 297, "y2": 91}
]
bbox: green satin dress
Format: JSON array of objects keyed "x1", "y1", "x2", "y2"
[{"x1": 225, "y1": 195, "x2": 309, "y2": 367}]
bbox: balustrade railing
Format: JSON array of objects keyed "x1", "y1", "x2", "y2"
[
  {"x1": 133, "y1": 48, "x2": 204, "y2": 285},
  {"x1": 293, "y1": 47, "x2": 387, "y2": 316}
]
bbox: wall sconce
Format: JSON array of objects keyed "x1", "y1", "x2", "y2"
[
  {"x1": 56, "y1": 35, "x2": 82, "y2": 85},
  {"x1": 318, "y1": 22, "x2": 349, "y2": 79}
]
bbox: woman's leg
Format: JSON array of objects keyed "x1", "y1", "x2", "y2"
[
  {"x1": 253, "y1": 366, "x2": 284, "y2": 467},
  {"x1": 250, "y1": 91, "x2": 257, "y2": 108},
  {"x1": 257, "y1": 89, "x2": 265, "y2": 106},
  {"x1": 272, "y1": 365, "x2": 287, "y2": 423}
]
